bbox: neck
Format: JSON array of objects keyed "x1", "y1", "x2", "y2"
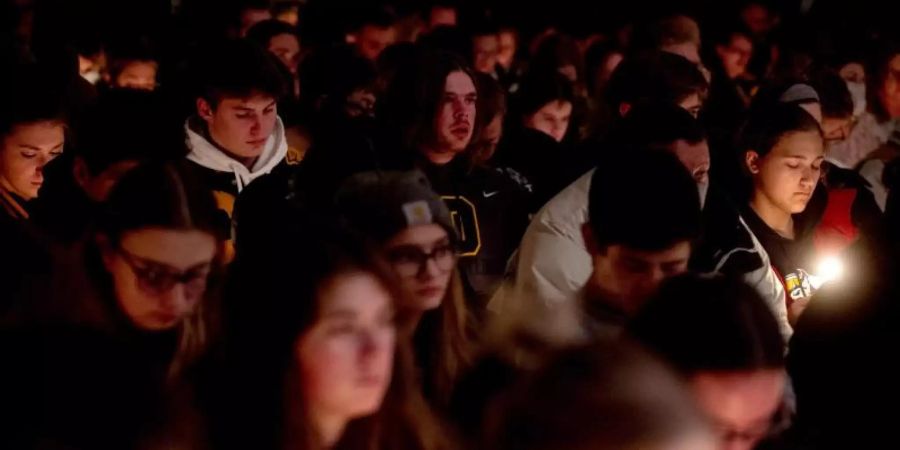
[
  {"x1": 420, "y1": 146, "x2": 456, "y2": 165},
  {"x1": 313, "y1": 411, "x2": 348, "y2": 449},
  {"x1": 750, "y1": 193, "x2": 794, "y2": 239}
]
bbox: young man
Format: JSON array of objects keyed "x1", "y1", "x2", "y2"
[
  {"x1": 470, "y1": 22, "x2": 501, "y2": 76},
  {"x1": 380, "y1": 50, "x2": 531, "y2": 307},
  {"x1": 573, "y1": 148, "x2": 701, "y2": 341},
  {"x1": 348, "y1": 7, "x2": 398, "y2": 62},
  {"x1": 106, "y1": 40, "x2": 159, "y2": 91},
  {"x1": 605, "y1": 51, "x2": 709, "y2": 119},
  {"x1": 236, "y1": 0, "x2": 273, "y2": 37},
  {"x1": 489, "y1": 103, "x2": 710, "y2": 340},
  {"x1": 426, "y1": 2, "x2": 458, "y2": 30},
  {"x1": 185, "y1": 39, "x2": 298, "y2": 248}
]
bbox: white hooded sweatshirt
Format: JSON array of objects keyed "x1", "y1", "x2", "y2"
[{"x1": 185, "y1": 116, "x2": 288, "y2": 193}]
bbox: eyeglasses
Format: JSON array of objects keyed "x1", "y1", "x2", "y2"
[
  {"x1": 385, "y1": 243, "x2": 456, "y2": 278},
  {"x1": 116, "y1": 248, "x2": 211, "y2": 300}
]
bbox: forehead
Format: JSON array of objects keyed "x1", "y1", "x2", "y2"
[
  {"x1": 669, "y1": 139, "x2": 709, "y2": 158},
  {"x1": 474, "y1": 34, "x2": 499, "y2": 46},
  {"x1": 888, "y1": 54, "x2": 900, "y2": 73},
  {"x1": 691, "y1": 370, "x2": 785, "y2": 422},
  {"x1": 386, "y1": 223, "x2": 449, "y2": 247},
  {"x1": 731, "y1": 34, "x2": 753, "y2": 49},
  {"x1": 768, "y1": 130, "x2": 824, "y2": 158},
  {"x1": 319, "y1": 271, "x2": 391, "y2": 312},
  {"x1": 218, "y1": 94, "x2": 276, "y2": 109},
  {"x1": 5, "y1": 121, "x2": 65, "y2": 144},
  {"x1": 119, "y1": 228, "x2": 216, "y2": 269},
  {"x1": 121, "y1": 60, "x2": 157, "y2": 73},
  {"x1": 537, "y1": 100, "x2": 573, "y2": 115},
  {"x1": 361, "y1": 24, "x2": 396, "y2": 40},
  {"x1": 444, "y1": 71, "x2": 476, "y2": 93},
  {"x1": 612, "y1": 241, "x2": 692, "y2": 263},
  {"x1": 269, "y1": 33, "x2": 299, "y2": 48}
]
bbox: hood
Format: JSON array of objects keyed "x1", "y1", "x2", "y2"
[{"x1": 185, "y1": 117, "x2": 288, "y2": 192}]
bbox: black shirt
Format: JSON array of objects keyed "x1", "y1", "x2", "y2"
[{"x1": 741, "y1": 205, "x2": 819, "y2": 301}]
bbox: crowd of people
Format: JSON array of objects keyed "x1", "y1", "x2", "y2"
[{"x1": 2, "y1": 0, "x2": 900, "y2": 448}]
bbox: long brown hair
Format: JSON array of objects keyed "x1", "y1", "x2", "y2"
[
  {"x1": 218, "y1": 218, "x2": 451, "y2": 450},
  {"x1": 90, "y1": 160, "x2": 227, "y2": 378},
  {"x1": 410, "y1": 270, "x2": 475, "y2": 410}
]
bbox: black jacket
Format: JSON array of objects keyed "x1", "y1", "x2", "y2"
[
  {"x1": 494, "y1": 127, "x2": 590, "y2": 212},
  {"x1": 416, "y1": 158, "x2": 531, "y2": 304}
]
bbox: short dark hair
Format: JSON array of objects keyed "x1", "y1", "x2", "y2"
[
  {"x1": 354, "y1": 5, "x2": 397, "y2": 30},
  {"x1": 513, "y1": 70, "x2": 575, "y2": 119},
  {"x1": 298, "y1": 45, "x2": 376, "y2": 110},
  {"x1": 75, "y1": 90, "x2": 186, "y2": 175},
  {"x1": 106, "y1": 37, "x2": 159, "y2": 81},
  {"x1": 530, "y1": 33, "x2": 584, "y2": 83},
  {"x1": 710, "y1": 20, "x2": 753, "y2": 48},
  {"x1": 738, "y1": 102, "x2": 822, "y2": 160},
  {"x1": 0, "y1": 63, "x2": 66, "y2": 138},
  {"x1": 417, "y1": 25, "x2": 471, "y2": 62},
  {"x1": 809, "y1": 70, "x2": 854, "y2": 120},
  {"x1": 588, "y1": 148, "x2": 702, "y2": 251},
  {"x1": 606, "y1": 51, "x2": 708, "y2": 113},
  {"x1": 245, "y1": 19, "x2": 298, "y2": 48},
  {"x1": 629, "y1": 274, "x2": 785, "y2": 375},
  {"x1": 612, "y1": 102, "x2": 706, "y2": 149},
  {"x1": 191, "y1": 39, "x2": 287, "y2": 107},
  {"x1": 469, "y1": 18, "x2": 500, "y2": 39}
]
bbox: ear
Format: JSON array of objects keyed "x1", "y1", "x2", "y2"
[
  {"x1": 346, "y1": 33, "x2": 357, "y2": 44},
  {"x1": 745, "y1": 150, "x2": 762, "y2": 175},
  {"x1": 618, "y1": 102, "x2": 632, "y2": 117},
  {"x1": 197, "y1": 98, "x2": 215, "y2": 122},
  {"x1": 72, "y1": 157, "x2": 92, "y2": 192}
]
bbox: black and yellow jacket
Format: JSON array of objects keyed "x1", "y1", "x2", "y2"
[{"x1": 184, "y1": 116, "x2": 302, "y2": 259}]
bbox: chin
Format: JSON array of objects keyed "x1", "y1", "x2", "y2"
[{"x1": 349, "y1": 392, "x2": 388, "y2": 418}]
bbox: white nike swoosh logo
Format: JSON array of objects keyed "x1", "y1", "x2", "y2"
[{"x1": 483, "y1": 191, "x2": 500, "y2": 198}]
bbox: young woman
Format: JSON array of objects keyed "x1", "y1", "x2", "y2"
[
  {"x1": 0, "y1": 66, "x2": 66, "y2": 309},
  {"x1": 216, "y1": 218, "x2": 449, "y2": 450},
  {"x1": 335, "y1": 170, "x2": 474, "y2": 410},
  {"x1": 828, "y1": 45, "x2": 900, "y2": 170},
  {"x1": 0, "y1": 72, "x2": 66, "y2": 227},
  {"x1": 696, "y1": 103, "x2": 825, "y2": 337},
  {"x1": 4, "y1": 161, "x2": 227, "y2": 449},
  {"x1": 32, "y1": 161, "x2": 226, "y2": 372}
]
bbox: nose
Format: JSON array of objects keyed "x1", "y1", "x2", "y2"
[
  {"x1": 800, "y1": 166, "x2": 818, "y2": 187},
  {"x1": 454, "y1": 98, "x2": 471, "y2": 118},
  {"x1": 160, "y1": 283, "x2": 192, "y2": 316},
  {"x1": 357, "y1": 329, "x2": 387, "y2": 363},
  {"x1": 418, "y1": 257, "x2": 441, "y2": 280},
  {"x1": 249, "y1": 115, "x2": 262, "y2": 136}
]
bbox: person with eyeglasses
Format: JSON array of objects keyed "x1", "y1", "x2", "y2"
[
  {"x1": 628, "y1": 274, "x2": 788, "y2": 450},
  {"x1": 336, "y1": 169, "x2": 474, "y2": 411},
  {"x1": 1, "y1": 160, "x2": 226, "y2": 449}
]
